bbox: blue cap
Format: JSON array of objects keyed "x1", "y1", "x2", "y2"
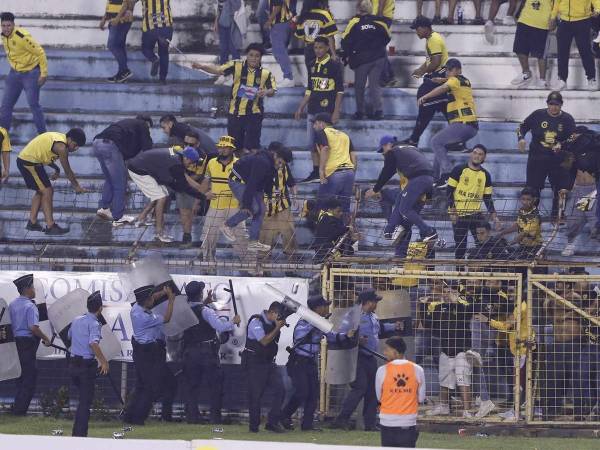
[
  {"x1": 377, "y1": 135, "x2": 397, "y2": 153},
  {"x1": 307, "y1": 295, "x2": 331, "y2": 311},
  {"x1": 181, "y1": 146, "x2": 200, "y2": 163},
  {"x1": 185, "y1": 281, "x2": 206, "y2": 301}
]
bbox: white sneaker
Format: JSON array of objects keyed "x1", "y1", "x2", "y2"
[
  {"x1": 510, "y1": 72, "x2": 532, "y2": 86},
  {"x1": 561, "y1": 241, "x2": 576, "y2": 256},
  {"x1": 97, "y1": 208, "x2": 113, "y2": 220},
  {"x1": 502, "y1": 16, "x2": 516, "y2": 25},
  {"x1": 475, "y1": 400, "x2": 496, "y2": 418},
  {"x1": 462, "y1": 411, "x2": 474, "y2": 419},
  {"x1": 214, "y1": 75, "x2": 226, "y2": 85},
  {"x1": 535, "y1": 78, "x2": 549, "y2": 89},
  {"x1": 465, "y1": 349, "x2": 483, "y2": 367},
  {"x1": 155, "y1": 233, "x2": 174, "y2": 243},
  {"x1": 220, "y1": 225, "x2": 236, "y2": 242},
  {"x1": 499, "y1": 409, "x2": 516, "y2": 420},
  {"x1": 112, "y1": 215, "x2": 136, "y2": 227},
  {"x1": 392, "y1": 225, "x2": 407, "y2": 245},
  {"x1": 586, "y1": 79, "x2": 597, "y2": 91},
  {"x1": 278, "y1": 78, "x2": 295, "y2": 88},
  {"x1": 554, "y1": 79, "x2": 567, "y2": 91},
  {"x1": 248, "y1": 241, "x2": 271, "y2": 252},
  {"x1": 426, "y1": 403, "x2": 450, "y2": 416},
  {"x1": 484, "y1": 20, "x2": 495, "y2": 44},
  {"x1": 135, "y1": 218, "x2": 154, "y2": 227},
  {"x1": 475, "y1": 396, "x2": 482, "y2": 407}
]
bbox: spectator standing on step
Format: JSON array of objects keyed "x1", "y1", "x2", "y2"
[
  {"x1": 100, "y1": 0, "x2": 134, "y2": 83},
  {"x1": 550, "y1": 0, "x2": 599, "y2": 91},
  {"x1": 17, "y1": 129, "x2": 87, "y2": 235},
  {"x1": 517, "y1": 91, "x2": 576, "y2": 220},
  {"x1": 265, "y1": 0, "x2": 295, "y2": 87},
  {"x1": 485, "y1": 0, "x2": 519, "y2": 43},
  {"x1": 509, "y1": 0, "x2": 553, "y2": 89},
  {"x1": 215, "y1": 0, "x2": 242, "y2": 85},
  {"x1": 0, "y1": 126, "x2": 11, "y2": 183},
  {"x1": 341, "y1": 1, "x2": 391, "y2": 121},
  {"x1": 0, "y1": 12, "x2": 47, "y2": 134},
  {"x1": 294, "y1": 0, "x2": 338, "y2": 75},
  {"x1": 93, "y1": 115, "x2": 154, "y2": 227},
  {"x1": 295, "y1": 36, "x2": 344, "y2": 182},
  {"x1": 447, "y1": 145, "x2": 499, "y2": 260},
  {"x1": 418, "y1": 58, "x2": 479, "y2": 188},
  {"x1": 401, "y1": 16, "x2": 449, "y2": 147},
  {"x1": 193, "y1": 43, "x2": 277, "y2": 155}
]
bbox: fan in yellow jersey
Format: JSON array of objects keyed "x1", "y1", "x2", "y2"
[
  {"x1": 418, "y1": 58, "x2": 478, "y2": 188},
  {"x1": 16, "y1": 128, "x2": 87, "y2": 235},
  {"x1": 294, "y1": 0, "x2": 338, "y2": 74},
  {"x1": 0, "y1": 126, "x2": 11, "y2": 182},
  {"x1": 193, "y1": 43, "x2": 276, "y2": 155}
]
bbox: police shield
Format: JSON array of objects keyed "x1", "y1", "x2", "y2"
[
  {"x1": 33, "y1": 279, "x2": 55, "y2": 359},
  {"x1": 0, "y1": 298, "x2": 22, "y2": 381},
  {"x1": 325, "y1": 305, "x2": 361, "y2": 385},
  {"x1": 120, "y1": 256, "x2": 179, "y2": 295},
  {"x1": 152, "y1": 294, "x2": 199, "y2": 337}
]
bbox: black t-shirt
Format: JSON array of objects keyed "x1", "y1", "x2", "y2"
[
  {"x1": 425, "y1": 301, "x2": 473, "y2": 356},
  {"x1": 95, "y1": 118, "x2": 153, "y2": 160},
  {"x1": 518, "y1": 109, "x2": 576, "y2": 155},
  {"x1": 306, "y1": 55, "x2": 344, "y2": 115}
]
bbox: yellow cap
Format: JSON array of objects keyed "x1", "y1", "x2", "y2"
[{"x1": 216, "y1": 135, "x2": 236, "y2": 148}]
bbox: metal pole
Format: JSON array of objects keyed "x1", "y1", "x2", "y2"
[{"x1": 120, "y1": 362, "x2": 128, "y2": 408}]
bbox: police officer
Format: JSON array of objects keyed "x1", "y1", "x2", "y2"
[
  {"x1": 69, "y1": 291, "x2": 110, "y2": 437},
  {"x1": 281, "y1": 295, "x2": 354, "y2": 431},
  {"x1": 123, "y1": 284, "x2": 175, "y2": 425},
  {"x1": 242, "y1": 301, "x2": 286, "y2": 433},
  {"x1": 183, "y1": 281, "x2": 241, "y2": 424},
  {"x1": 332, "y1": 288, "x2": 402, "y2": 430},
  {"x1": 9, "y1": 274, "x2": 51, "y2": 415}
]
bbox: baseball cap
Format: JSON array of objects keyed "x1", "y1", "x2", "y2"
[
  {"x1": 377, "y1": 135, "x2": 397, "y2": 153},
  {"x1": 217, "y1": 135, "x2": 236, "y2": 148},
  {"x1": 311, "y1": 112, "x2": 333, "y2": 124},
  {"x1": 445, "y1": 58, "x2": 462, "y2": 70},
  {"x1": 546, "y1": 91, "x2": 563, "y2": 105},
  {"x1": 307, "y1": 294, "x2": 331, "y2": 311},
  {"x1": 410, "y1": 16, "x2": 432, "y2": 29},
  {"x1": 181, "y1": 146, "x2": 200, "y2": 163},
  {"x1": 357, "y1": 288, "x2": 383, "y2": 304},
  {"x1": 185, "y1": 281, "x2": 206, "y2": 301}
]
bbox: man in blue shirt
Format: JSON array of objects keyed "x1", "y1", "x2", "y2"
[
  {"x1": 8, "y1": 274, "x2": 51, "y2": 415},
  {"x1": 281, "y1": 295, "x2": 355, "y2": 431},
  {"x1": 332, "y1": 288, "x2": 402, "y2": 430},
  {"x1": 182, "y1": 281, "x2": 241, "y2": 424},
  {"x1": 242, "y1": 301, "x2": 286, "y2": 433},
  {"x1": 68, "y1": 291, "x2": 109, "y2": 437},
  {"x1": 123, "y1": 284, "x2": 175, "y2": 425}
]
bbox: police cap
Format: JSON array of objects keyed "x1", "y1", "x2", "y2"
[
  {"x1": 185, "y1": 281, "x2": 206, "y2": 302},
  {"x1": 307, "y1": 295, "x2": 331, "y2": 311},
  {"x1": 87, "y1": 291, "x2": 103, "y2": 312},
  {"x1": 134, "y1": 285, "x2": 155, "y2": 304},
  {"x1": 13, "y1": 274, "x2": 34, "y2": 292}
]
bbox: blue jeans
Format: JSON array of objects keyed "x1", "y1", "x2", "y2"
[
  {"x1": 93, "y1": 139, "x2": 127, "y2": 220},
  {"x1": 270, "y1": 22, "x2": 293, "y2": 80},
  {"x1": 218, "y1": 25, "x2": 241, "y2": 65},
  {"x1": 225, "y1": 181, "x2": 265, "y2": 241},
  {"x1": 0, "y1": 67, "x2": 46, "y2": 133},
  {"x1": 387, "y1": 175, "x2": 434, "y2": 237},
  {"x1": 431, "y1": 122, "x2": 478, "y2": 180},
  {"x1": 141, "y1": 27, "x2": 173, "y2": 80},
  {"x1": 381, "y1": 187, "x2": 415, "y2": 257},
  {"x1": 108, "y1": 22, "x2": 132, "y2": 74},
  {"x1": 317, "y1": 169, "x2": 355, "y2": 214}
]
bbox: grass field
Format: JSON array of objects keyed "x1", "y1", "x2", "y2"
[{"x1": 1, "y1": 416, "x2": 599, "y2": 449}]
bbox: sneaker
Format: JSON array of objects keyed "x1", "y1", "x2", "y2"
[
  {"x1": 502, "y1": 15, "x2": 516, "y2": 25},
  {"x1": 421, "y1": 229, "x2": 438, "y2": 243},
  {"x1": 434, "y1": 177, "x2": 449, "y2": 189},
  {"x1": 586, "y1": 79, "x2": 597, "y2": 91},
  {"x1": 561, "y1": 241, "x2": 576, "y2": 257},
  {"x1": 475, "y1": 400, "x2": 496, "y2": 418},
  {"x1": 369, "y1": 110, "x2": 384, "y2": 120},
  {"x1": 465, "y1": 349, "x2": 483, "y2": 367},
  {"x1": 112, "y1": 215, "x2": 136, "y2": 227},
  {"x1": 25, "y1": 221, "x2": 44, "y2": 232},
  {"x1": 278, "y1": 78, "x2": 295, "y2": 88},
  {"x1": 155, "y1": 233, "x2": 174, "y2": 243},
  {"x1": 432, "y1": 15, "x2": 442, "y2": 25},
  {"x1": 352, "y1": 112, "x2": 365, "y2": 120},
  {"x1": 181, "y1": 233, "x2": 193, "y2": 249},
  {"x1": 462, "y1": 411, "x2": 474, "y2": 419},
  {"x1": 472, "y1": 17, "x2": 485, "y2": 25},
  {"x1": 107, "y1": 74, "x2": 119, "y2": 83},
  {"x1": 280, "y1": 418, "x2": 295, "y2": 430},
  {"x1": 391, "y1": 225, "x2": 407, "y2": 245},
  {"x1": 499, "y1": 409, "x2": 516, "y2": 420},
  {"x1": 535, "y1": 78, "x2": 549, "y2": 89},
  {"x1": 300, "y1": 168, "x2": 320, "y2": 183},
  {"x1": 510, "y1": 71, "x2": 532, "y2": 86},
  {"x1": 135, "y1": 218, "x2": 154, "y2": 227},
  {"x1": 426, "y1": 403, "x2": 450, "y2": 416},
  {"x1": 248, "y1": 241, "x2": 271, "y2": 252},
  {"x1": 150, "y1": 59, "x2": 160, "y2": 77},
  {"x1": 45, "y1": 223, "x2": 70, "y2": 235},
  {"x1": 214, "y1": 75, "x2": 226, "y2": 85},
  {"x1": 265, "y1": 422, "x2": 285, "y2": 433},
  {"x1": 220, "y1": 225, "x2": 236, "y2": 242},
  {"x1": 554, "y1": 79, "x2": 567, "y2": 91},
  {"x1": 97, "y1": 208, "x2": 113, "y2": 220},
  {"x1": 383, "y1": 231, "x2": 393, "y2": 240},
  {"x1": 484, "y1": 20, "x2": 495, "y2": 44},
  {"x1": 116, "y1": 69, "x2": 133, "y2": 83}
]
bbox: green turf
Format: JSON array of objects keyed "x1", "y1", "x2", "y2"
[{"x1": 0, "y1": 416, "x2": 598, "y2": 449}]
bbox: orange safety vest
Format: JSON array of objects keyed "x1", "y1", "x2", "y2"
[{"x1": 380, "y1": 362, "x2": 419, "y2": 416}]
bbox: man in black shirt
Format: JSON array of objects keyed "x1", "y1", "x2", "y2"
[
  {"x1": 517, "y1": 91, "x2": 576, "y2": 220},
  {"x1": 159, "y1": 114, "x2": 217, "y2": 155},
  {"x1": 467, "y1": 221, "x2": 511, "y2": 260},
  {"x1": 295, "y1": 36, "x2": 344, "y2": 183},
  {"x1": 93, "y1": 114, "x2": 153, "y2": 225}
]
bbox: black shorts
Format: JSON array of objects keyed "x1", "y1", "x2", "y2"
[
  {"x1": 513, "y1": 23, "x2": 549, "y2": 58},
  {"x1": 17, "y1": 157, "x2": 51, "y2": 192},
  {"x1": 525, "y1": 152, "x2": 573, "y2": 191},
  {"x1": 227, "y1": 114, "x2": 263, "y2": 151}
]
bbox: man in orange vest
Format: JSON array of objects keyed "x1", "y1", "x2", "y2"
[{"x1": 375, "y1": 336, "x2": 425, "y2": 448}]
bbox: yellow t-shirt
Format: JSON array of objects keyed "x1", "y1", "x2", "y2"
[
  {"x1": 206, "y1": 157, "x2": 239, "y2": 210},
  {"x1": 315, "y1": 127, "x2": 355, "y2": 177},
  {"x1": 425, "y1": 32, "x2": 448, "y2": 71},
  {"x1": 447, "y1": 164, "x2": 493, "y2": 216},
  {"x1": 517, "y1": 207, "x2": 542, "y2": 247},
  {"x1": 518, "y1": 0, "x2": 553, "y2": 30},
  {"x1": 371, "y1": 0, "x2": 395, "y2": 19},
  {"x1": 0, "y1": 127, "x2": 11, "y2": 152},
  {"x1": 446, "y1": 76, "x2": 477, "y2": 124},
  {"x1": 18, "y1": 132, "x2": 65, "y2": 165}
]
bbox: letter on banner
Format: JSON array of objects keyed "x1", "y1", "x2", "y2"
[{"x1": 0, "y1": 298, "x2": 22, "y2": 381}]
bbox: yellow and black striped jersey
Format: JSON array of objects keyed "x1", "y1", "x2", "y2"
[
  {"x1": 269, "y1": 0, "x2": 293, "y2": 23},
  {"x1": 295, "y1": 8, "x2": 337, "y2": 43},
  {"x1": 265, "y1": 163, "x2": 295, "y2": 216},
  {"x1": 446, "y1": 75, "x2": 477, "y2": 124},
  {"x1": 221, "y1": 60, "x2": 276, "y2": 116},
  {"x1": 140, "y1": 0, "x2": 173, "y2": 32}
]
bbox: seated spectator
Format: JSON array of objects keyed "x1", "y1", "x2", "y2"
[
  {"x1": 0, "y1": 125, "x2": 11, "y2": 182},
  {"x1": 259, "y1": 142, "x2": 298, "y2": 259},
  {"x1": 498, "y1": 187, "x2": 543, "y2": 259},
  {"x1": 159, "y1": 114, "x2": 217, "y2": 156},
  {"x1": 485, "y1": 0, "x2": 519, "y2": 43},
  {"x1": 468, "y1": 221, "x2": 511, "y2": 260},
  {"x1": 127, "y1": 147, "x2": 212, "y2": 242},
  {"x1": 311, "y1": 197, "x2": 358, "y2": 264},
  {"x1": 265, "y1": 0, "x2": 295, "y2": 87},
  {"x1": 215, "y1": 0, "x2": 243, "y2": 85},
  {"x1": 340, "y1": 0, "x2": 391, "y2": 121},
  {"x1": 294, "y1": 0, "x2": 338, "y2": 75},
  {"x1": 17, "y1": 129, "x2": 87, "y2": 235}
]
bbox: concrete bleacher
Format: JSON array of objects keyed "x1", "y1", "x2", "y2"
[{"x1": 1, "y1": 0, "x2": 599, "y2": 263}]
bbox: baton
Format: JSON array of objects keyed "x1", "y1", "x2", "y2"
[
  {"x1": 0, "y1": 307, "x2": 5, "y2": 323},
  {"x1": 358, "y1": 344, "x2": 388, "y2": 362},
  {"x1": 225, "y1": 279, "x2": 240, "y2": 327}
]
